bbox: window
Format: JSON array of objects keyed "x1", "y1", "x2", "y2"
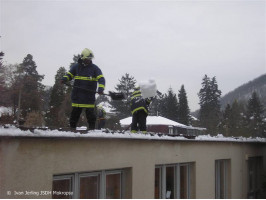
[
  {"x1": 53, "y1": 169, "x2": 127, "y2": 199},
  {"x1": 215, "y1": 159, "x2": 231, "y2": 199},
  {"x1": 52, "y1": 175, "x2": 74, "y2": 199},
  {"x1": 168, "y1": 126, "x2": 173, "y2": 134},
  {"x1": 106, "y1": 172, "x2": 122, "y2": 198},
  {"x1": 247, "y1": 156, "x2": 263, "y2": 198},
  {"x1": 155, "y1": 163, "x2": 194, "y2": 199},
  {"x1": 79, "y1": 173, "x2": 100, "y2": 199}
]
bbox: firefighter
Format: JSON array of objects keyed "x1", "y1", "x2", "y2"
[
  {"x1": 61, "y1": 48, "x2": 105, "y2": 130},
  {"x1": 130, "y1": 87, "x2": 152, "y2": 133},
  {"x1": 96, "y1": 105, "x2": 106, "y2": 129}
]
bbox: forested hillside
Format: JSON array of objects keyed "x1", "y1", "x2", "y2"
[{"x1": 220, "y1": 74, "x2": 266, "y2": 109}]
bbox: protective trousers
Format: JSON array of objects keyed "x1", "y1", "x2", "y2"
[
  {"x1": 70, "y1": 107, "x2": 96, "y2": 130},
  {"x1": 131, "y1": 110, "x2": 147, "y2": 132},
  {"x1": 97, "y1": 119, "x2": 106, "y2": 130}
]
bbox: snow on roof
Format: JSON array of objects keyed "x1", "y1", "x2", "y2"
[
  {"x1": 121, "y1": 116, "x2": 191, "y2": 128},
  {"x1": 0, "y1": 126, "x2": 265, "y2": 143}
]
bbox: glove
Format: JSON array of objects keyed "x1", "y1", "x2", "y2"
[
  {"x1": 97, "y1": 88, "x2": 104, "y2": 95},
  {"x1": 61, "y1": 78, "x2": 67, "y2": 84}
]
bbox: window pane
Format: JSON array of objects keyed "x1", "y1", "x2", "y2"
[
  {"x1": 52, "y1": 178, "x2": 72, "y2": 199},
  {"x1": 166, "y1": 166, "x2": 175, "y2": 199},
  {"x1": 155, "y1": 168, "x2": 161, "y2": 199},
  {"x1": 180, "y1": 165, "x2": 188, "y2": 199},
  {"x1": 220, "y1": 161, "x2": 225, "y2": 199},
  {"x1": 106, "y1": 173, "x2": 121, "y2": 199},
  {"x1": 80, "y1": 175, "x2": 100, "y2": 199},
  {"x1": 216, "y1": 160, "x2": 228, "y2": 199}
]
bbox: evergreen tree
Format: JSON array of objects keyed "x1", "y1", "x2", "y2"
[
  {"x1": 245, "y1": 92, "x2": 265, "y2": 137},
  {"x1": 220, "y1": 100, "x2": 247, "y2": 137},
  {"x1": 177, "y1": 85, "x2": 191, "y2": 125},
  {"x1": 198, "y1": 75, "x2": 222, "y2": 134},
  {"x1": 46, "y1": 67, "x2": 68, "y2": 127},
  {"x1": 221, "y1": 104, "x2": 232, "y2": 136},
  {"x1": 17, "y1": 54, "x2": 45, "y2": 118},
  {"x1": 161, "y1": 87, "x2": 178, "y2": 121},
  {"x1": 110, "y1": 73, "x2": 136, "y2": 119},
  {"x1": 149, "y1": 90, "x2": 164, "y2": 116},
  {"x1": 70, "y1": 54, "x2": 80, "y2": 68},
  {"x1": 56, "y1": 55, "x2": 80, "y2": 127}
]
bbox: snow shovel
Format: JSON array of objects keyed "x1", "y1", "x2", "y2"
[{"x1": 65, "y1": 83, "x2": 125, "y2": 100}]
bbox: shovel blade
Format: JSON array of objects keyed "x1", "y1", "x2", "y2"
[{"x1": 109, "y1": 92, "x2": 125, "y2": 100}]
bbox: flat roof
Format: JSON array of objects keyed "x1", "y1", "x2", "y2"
[{"x1": 0, "y1": 126, "x2": 265, "y2": 143}]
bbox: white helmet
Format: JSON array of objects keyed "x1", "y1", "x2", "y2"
[{"x1": 81, "y1": 48, "x2": 94, "y2": 60}]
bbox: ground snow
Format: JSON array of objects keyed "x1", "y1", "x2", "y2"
[{"x1": 0, "y1": 126, "x2": 265, "y2": 143}]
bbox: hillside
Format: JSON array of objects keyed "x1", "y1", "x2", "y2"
[{"x1": 220, "y1": 74, "x2": 266, "y2": 109}]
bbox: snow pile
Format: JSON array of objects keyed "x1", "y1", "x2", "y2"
[
  {"x1": 139, "y1": 79, "x2": 157, "y2": 98},
  {"x1": 0, "y1": 107, "x2": 12, "y2": 117},
  {"x1": 196, "y1": 134, "x2": 266, "y2": 143},
  {"x1": 97, "y1": 102, "x2": 114, "y2": 113},
  {"x1": 0, "y1": 126, "x2": 265, "y2": 143},
  {"x1": 120, "y1": 116, "x2": 188, "y2": 128}
]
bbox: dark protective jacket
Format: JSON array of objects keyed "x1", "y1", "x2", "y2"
[
  {"x1": 62, "y1": 60, "x2": 105, "y2": 108},
  {"x1": 130, "y1": 89, "x2": 152, "y2": 115}
]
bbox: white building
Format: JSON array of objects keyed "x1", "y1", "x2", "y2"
[{"x1": 0, "y1": 126, "x2": 265, "y2": 199}]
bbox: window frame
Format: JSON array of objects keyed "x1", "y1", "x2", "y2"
[
  {"x1": 53, "y1": 169, "x2": 124, "y2": 199},
  {"x1": 155, "y1": 163, "x2": 193, "y2": 199},
  {"x1": 52, "y1": 174, "x2": 75, "y2": 199},
  {"x1": 215, "y1": 159, "x2": 230, "y2": 199}
]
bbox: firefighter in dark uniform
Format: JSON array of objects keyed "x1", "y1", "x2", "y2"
[
  {"x1": 130, "y1": 87, "x2": 152, "y2": 134},
  {"x1": 61, "y1": 48, "x2": 105, "y2": 130}
]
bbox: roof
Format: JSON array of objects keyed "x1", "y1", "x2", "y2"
[
  {"x1": 0, "y1": 126, "x2": 265, "y2": 143},
  {"x1": 120, "y1": 116, "x2": 206, "y2": 130}
]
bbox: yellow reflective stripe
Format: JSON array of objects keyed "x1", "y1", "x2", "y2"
[
  {"x1": 63, "y1": 75, "x2": 69, "y2": 81},
  {"x1": 68, "y1": 72, "x2": 74, "y2": 78},
  {"x1": 72, "y1": 103, "x2": 95, "y2": 108},
  {"x1": 131, "y1": 130, "x2": 137, "y2": 133},
  {"x1": 74, "y1": 76, "x2": 97, "y2": 81},
  {"x1": 132, "y1": 107, "x2": 147, "y2": 114},
  {"x1": 96, "y1": 74, "x2": 104, "y2": 80},
  {"x1": 131, "y1": 94, "x2": 141, "y2": 100},
  {"x1": 132, "y1": 90, "x2": 141, "y2": 95},
  {"x1": 98, "y1": 84, "x2": 105, "y2": 88}
]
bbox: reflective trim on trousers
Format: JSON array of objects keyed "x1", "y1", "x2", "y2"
[{"x1": 72, "y1": 103, "x2": 95, "y2": 108}]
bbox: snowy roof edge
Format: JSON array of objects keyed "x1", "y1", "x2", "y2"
[{"x1": 0, "y1": 127, "x2": 265, "y2": 143}]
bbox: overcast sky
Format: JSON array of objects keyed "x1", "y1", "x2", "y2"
[{"x1": 1, "y1": 0, "x2": 265, "y2": 111}]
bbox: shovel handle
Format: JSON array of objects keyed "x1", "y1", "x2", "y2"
[
  {"x1": 64, "y1": 82, "x2": 106, "y2": 95},
  {"x1": 64, "y1": 82, "x2": 125, "y2": 100}
]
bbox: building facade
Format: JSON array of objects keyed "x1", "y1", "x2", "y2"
[{"x1": 0, "y1": 131, "x2": 265, "y2": 199}]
